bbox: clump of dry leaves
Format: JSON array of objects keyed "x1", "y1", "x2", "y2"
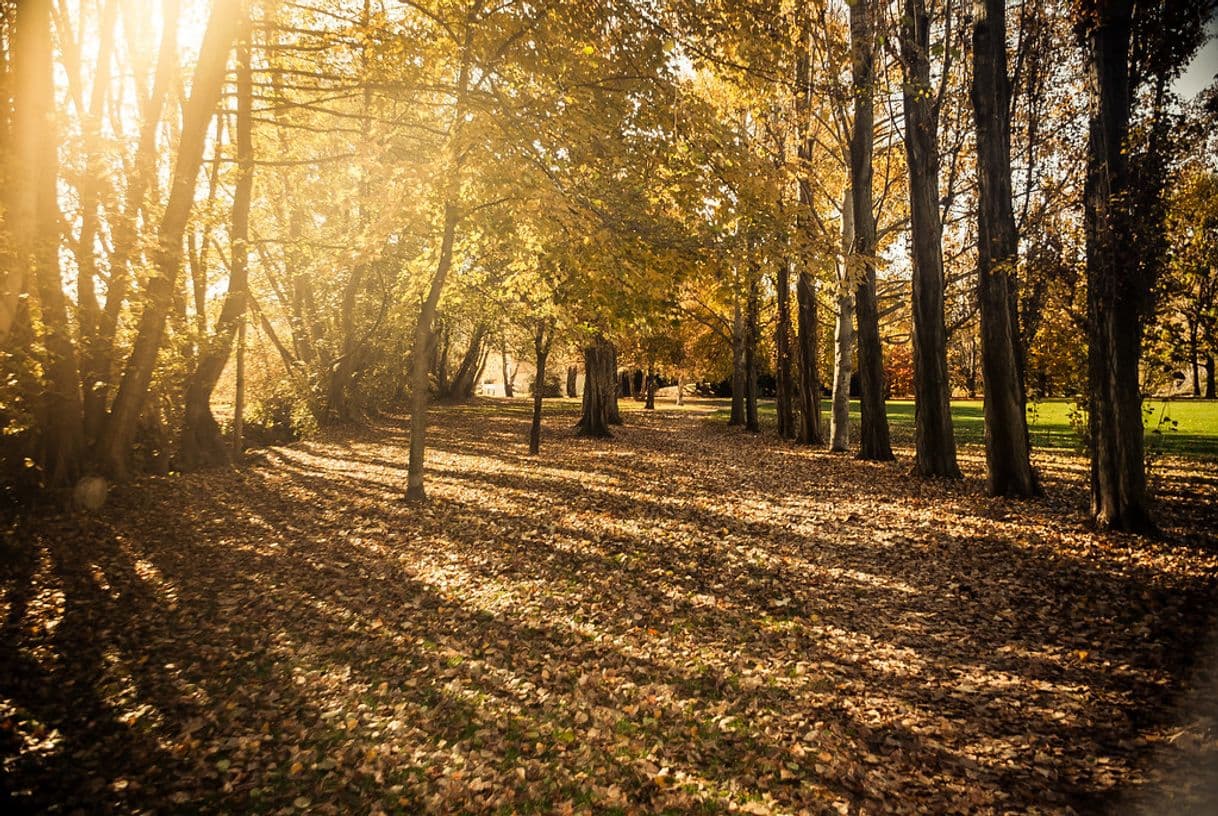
[{"x1": 3, "y1": 401, "x2": 1217, "y2": 814}]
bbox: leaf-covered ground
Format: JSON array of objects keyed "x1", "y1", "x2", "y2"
[{"x1": 3, "y1": 400, "x2": 1218, "y2": 815}]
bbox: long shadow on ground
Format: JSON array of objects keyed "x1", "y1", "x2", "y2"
[{"x1": 3, "y1": 404, "x2": 1217, "y2": 814}]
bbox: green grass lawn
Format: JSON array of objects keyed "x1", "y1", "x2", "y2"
[{"x1": 704, "y1": 397, "x2": 1218, "y2": 460}]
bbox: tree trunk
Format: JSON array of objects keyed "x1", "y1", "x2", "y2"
[
  {"x1": 403, "y1": 20, "x2": 477, "y2": 501},
  {"x1": 796, "y1": 270, "x2": 824, "y2": 444},
  {"x1": 794, "y1": 30, "x2": 824, "y2": 447},
  {"x1": 327, "y1": 265, "x2": 366, "y2": 422},
  {"x1": 775, "y1": 260, "x2": 796, "y2": 439},
  {"x1": 12, "y1": 0, "x2": 84, "y2": 486},
  {"x1": 832, "y1": 189, "x2": 855, "y2": 452},
  {"x1": 608, "y1": 343, "x2": 621, "y2": 424},
  {"x1": 72, "y1": 0, "x2": 118, "y2": 448},
  {"x1": 445, "y1": 325, "x2": 488, "y2": 401},
  {"x1": 83, "y1": 0, "x2": 181, "y2": 443},
  {"x1": 972, "y1": 0, "x2": 1038, "y2": 497},
  {"x1": 1190, "y1": 322, "x2": 1201, "y2": 396},
  {"x1": 529, "y1": 321, "x2": 552, "y2": 454},
  {"x1": 179, "y1": 12, "x2": 253, "y2": 470},
  {"x1": 435, "y1": 323, "x2": 450, "y2": 394},
  {"x1": 849, "y1": 0, "x2": 893, "y2": 462},
  {"x1": 644, "y1": 362, "x2": 656, "y2": 410},
  {"x1": 676, "y1": 371, "x2": 686, "y2": 406},
  {"x1": 730, "y1": 298, "x2": 746, "y2": 426},
  {"x1": 501, "y1": 339, "x2": 514, "y2": 397},
  {"x1": 576, "y1": 335, "x2": 614, "y2": 438},
  {"x1": 234, "y1": 314, "x2": 245, "y2": 455},
  {"x1": 966, "y1": 335, "x2": 978, "y2": 398},
  {"x1": 566, "y1": 364, "x2": 577, "y2": 398},
  {"x1": 405, "y1": 204, "x2": 460, "y2": 501},
  {"x1": 1083, "y1": 0, "x2": 1157, "y2": 530},
  {"x1": 1205, "y1": 354, "x2": 1215, "y2": 399},
  {"x1": 902, "y1": 0, "x2": 959, "y2": 478},
  {"x1": 745, "y1": 275, "x2": 760, "y2": 433},
  {"x1": 96, "y1": 0, "x2": 238, "y2": 480}
]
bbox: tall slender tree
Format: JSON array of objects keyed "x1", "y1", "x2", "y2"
[
  {"x1": 971, "y1": 0, "x2": 1038, "y2": 496},
  {"x1": 404, "y1": 14, "x2": 474, "y2": 502},
  {"x1": 794, "y1": 39, "x2": 824, "y2": 447},
  {"x1": 848, "y1": 0, "x2": 893, "y2": 461},
  {"x1": 901, "y1": 0, "x2": 960, "y2": 478},
  {"x1": 775, "y1": 257, "x2": 796, "y2": 439},
  {"x1": 831, "y1": 187, "x2": 855, "y2": 452},
  {"x1": 179, "y1": 3, "x2": 254, "y2": 469},
  {"x1": 13, "y1": 0, "x2": 84, "y2": 487}
]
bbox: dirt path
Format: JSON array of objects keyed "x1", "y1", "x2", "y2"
[{"x1": 3, "y1": 402, "x2": 1217, "y2": 814}]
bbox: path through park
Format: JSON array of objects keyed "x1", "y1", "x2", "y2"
[{"x1": 3, "y1": 402, "x2": 1218, "y2": 814}]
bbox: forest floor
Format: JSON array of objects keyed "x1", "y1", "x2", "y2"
[{"x1": 3, "y1": 399, "x2": 1218, "y2": 815}]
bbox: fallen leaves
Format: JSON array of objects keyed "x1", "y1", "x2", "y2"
[{"x1": 2, "y1": 401, "x2": 1217, "y2": 814}]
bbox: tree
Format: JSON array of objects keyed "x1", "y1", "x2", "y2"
[
  {"x1": 900, "y1": 0, "x2": 960, "y2": 478},
  {"x1": 971, "y1": 0, "x2": 1037, "y2": 496},
  {"x1": 848, "y1": 0, "x2": 894, "y2": 461},
  {"x1": 1161, "y1": 166, "x2": 1218, "y2": 397},
  {"x1": 10, "y1": 0, "x2": 84, "y2": 487},
  {"x1": 179, "y1": 4, "x2": 254, "y2": 469},
  {"x1": 793, "y1": 37, "x2": 824, "y2": 447},
  {"x1": 1079, "y1": 0, "x2": 1213, "y2": 529},
  {"x1": 529, "y1": 318, "x2": 555, "y2": 454},
  {"x1": 94, "y1": 0, "x2": 239, "y2": 480},
  {"x1": 577, "y1": 334, "x2": 616, "y2": 438},
  {"x1": 831, "y1": 188, "x2": 855, "y2": 452}
]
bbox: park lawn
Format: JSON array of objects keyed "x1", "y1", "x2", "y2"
[{"x1": 708, "y1": 397, "x2": 1218, "y2": 460}]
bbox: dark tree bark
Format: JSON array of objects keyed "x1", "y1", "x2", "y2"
[
  {"x1": 444, "y1": 325, "x2": 488, "y2": 402},
  {"x1": 644, "y1": 362, "x2": 656, "y2": 410},
  {"x1": 576, "y1": 335, "x2": 615, "y2": 438},
  {"x1": 729, "y1": 298, "x2": 746, "y2": 426},
  {"x1": 796, "y1": 271, "x2": 823, "y2": 445},
  {"x1": 1205, "y1": 354, "x2": 1215, "y2": 399},
  {"x1": 96, "y1": 0, "x2": 238, "y2": 480},
  {"x1": 901, "y1": 0, "x2": 960, "y2": 479},
  {"x1": 1083, "y1": 0, "x2": 1150, "y2": 529},
  {"x1": 794, "y1": 34, "x2": 824, "y2": 447},
  {"x1": 849, "y1": 0, "x2": 894, "y2": 461},
  {"x1": 745, "y1": 275, "x2": 760, "y2": 433},
  {"x1": 775, "y1": 260, "x2": 796, "y2": 439},
  {"x1": 608, "y1": 343, "x2": 621, "y2": 425},
  {"x1": 565, "y1": 364, "x2": 577, "y2": 398},
  {"x1": 971, "y1": 0, "x2": 1038, "y2": 496},
  {"x1": 179, "y1": 11, "x2": 254, "y2": 470},
  {"x1": 501, "y1": 338, "x2": 515, "y2": 397},
  {"x1": 12, "y1": 0, "x2": 84, "y2": 486},
  {"x1": 529, "y1": 319, "x2": 553, "y2": 454}
]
